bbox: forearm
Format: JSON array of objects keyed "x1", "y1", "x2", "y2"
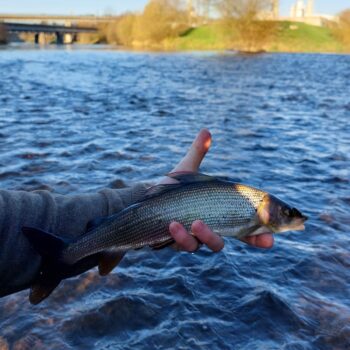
[{"x1": 0, "y1": 184, "x2": 146, "y2": 297}]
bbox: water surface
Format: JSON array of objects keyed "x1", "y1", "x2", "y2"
[{"x1": 0, "y1": 47, "x2": 349, "y2": 349}]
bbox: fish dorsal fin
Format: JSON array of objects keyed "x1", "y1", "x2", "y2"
[
  {"x1": 139, "y1": 173, "x2": 220, "y2": 202},
  {"x1": 140, "y1": 183, "x2": 182, "y2": 201},
  {"x1": 166, "y1": 172, "x2": 217, "y2": 184}
]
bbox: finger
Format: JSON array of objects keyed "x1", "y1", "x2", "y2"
[
  {"x1": 169, "y1": 222, "x2": 199, "y2": 252},
  {"x1": 241, "y1": 233, "x2": 274, "y2": 249},
  {"x1": 191, "y1": 220, "x2": 224, "y2": 252},
  {"x1": 172, "y1": 128, "x2": 212, "y2": 173}
]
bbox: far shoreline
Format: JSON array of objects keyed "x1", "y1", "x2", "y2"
[{"x1": 1, "y1": 42, "x2": 349, "y2": 56}]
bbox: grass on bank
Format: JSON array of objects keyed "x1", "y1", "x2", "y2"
[
  {"x1": 174, "y1": 24, "x2": 229, "y2": 50},
  {"x1": 171, "y1": 21, "x2": 345, "y2": 53},
  {"x1": 269, "y1": 21, "x2": 343, "y2": 53}
]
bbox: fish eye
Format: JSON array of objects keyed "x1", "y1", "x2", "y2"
[
  {"x1": 282, "y1": 207, "x2": 291, "y2": 217},
  {"x1": 291, "y1": 208, "x2": 303, "y2": 218}
]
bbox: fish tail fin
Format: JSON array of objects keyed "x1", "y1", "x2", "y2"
[
  {"x1": 22, "y1": 227, "x2": 71, "y2": 305},
  {"x1": 22, "y1": 227, "x2": 69, "y2": 260},
  {"x1": 29, "y1": 278, "x2": 61, "y2": 305}
]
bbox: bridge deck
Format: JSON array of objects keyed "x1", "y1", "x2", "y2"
[{"x1": 3, "y1": 22, "x2": 97, "y2": 34}]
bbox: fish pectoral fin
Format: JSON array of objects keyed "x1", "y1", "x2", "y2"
[
  {"x1": 247, "y1": 226, "x2": 272, "y2": 236},
  {"x1": 150, "y1": 238, "x2": 175, "y2": 250},
  {"x1": 98, "y1": 249, "x2": 126, "y2": 276},
  {"x1": 29, "y1": 278, "x2": 61, "y2": 305},
  {"x1": 236, "y1": 225, "x2": 262, "y2": 239}
]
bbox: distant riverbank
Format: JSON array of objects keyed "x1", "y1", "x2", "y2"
[
  {"x1": 1, "y1": 20, "x2": 347, "y2": 54},
  {"x1": 130, "y1": 21, "x2": 346, "y2": 54}
]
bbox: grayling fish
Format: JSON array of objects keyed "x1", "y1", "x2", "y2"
[{"x1": 22, "y1": 173, "x2": 307, "y2": 304}]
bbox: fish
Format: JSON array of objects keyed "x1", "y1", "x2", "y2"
[{"x1": 22, "y1": 173, "x2": 307, "y2": 304}]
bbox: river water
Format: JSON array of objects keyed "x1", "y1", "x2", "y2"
[{"x1": 0, "y1": 46, "x2": 349, "y2": 349}]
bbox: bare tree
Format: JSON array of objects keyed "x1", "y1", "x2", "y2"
[
  {"x1": 215, "y1": 0, "x2": 276, "y2": 52},
  {"x1": 195, "y1": 0, "x2": 214, "y2": 24}
]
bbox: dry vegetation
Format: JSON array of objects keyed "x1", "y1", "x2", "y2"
[
  {"x1": 332, "y1": 9, "x2": 350, "y2": 50},
  {"x1": 102, "y1": 0, "x2": 276, "y2": 51},
  {"x1": 101, "y1": 0, "x2": 188, "y2": 48},
  {"x1": 215, "y1": 0, "x2": 276, "y2": 52}
]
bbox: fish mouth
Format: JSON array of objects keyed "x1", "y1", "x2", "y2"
[
  {"x1": 277, "y1": 217, "x2": 307, "y2": 233},
  {"x1": 291, "y1": 223, "x2": 305, "y2": 231}
]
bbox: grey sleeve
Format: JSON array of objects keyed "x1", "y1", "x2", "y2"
[{"x1": 0, "y1": 184, "x2": 147, "y2": 297}]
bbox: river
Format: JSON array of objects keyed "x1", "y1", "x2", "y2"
[{"x1": 0, "y1": 46, "x2": 349, "y2": 349}]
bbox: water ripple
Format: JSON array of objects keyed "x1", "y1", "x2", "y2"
[{"x1": 0, "y1": 49, "x2": 349, "y2": 349}]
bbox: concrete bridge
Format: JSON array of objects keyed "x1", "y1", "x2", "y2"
[
  {"x1": 0, "y1": 14, "x2": 119, "y2": 44},
  {"x1": 0, "y1": 14, "x2": 116, "y2": 25},
  {"x1": 3, "y1": 22, "x2": 98, "y2": 44}
]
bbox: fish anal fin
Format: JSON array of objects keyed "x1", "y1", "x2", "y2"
[
  {"x1": 150, "y1": 238, "x2": 175, "y2": 250},
  {"x1": 98, "y1": 249, "x2": 125, "y2": 276}
]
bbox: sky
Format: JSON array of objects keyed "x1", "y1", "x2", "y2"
[{"x1": 0, "y1": 0, "x2": 348, "y2": 17}]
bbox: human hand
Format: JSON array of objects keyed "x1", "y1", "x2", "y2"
[{"x1": 163, "y1": 129, "x2": 274, "y2": 252}]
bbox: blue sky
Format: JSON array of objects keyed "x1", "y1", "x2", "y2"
[{"x1": 0, "y1": 1, "x2": 348, "y2": 16}]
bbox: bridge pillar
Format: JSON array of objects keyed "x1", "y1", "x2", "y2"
[
  {"x1": 0, "y1": 23, "x2": 8, "y2": 44},
  {"x1": 36, "y1": 33, "x2": 48, "y2": 45},
  {"x1": 55, "y1": 32, "x2": 64, "y2": 45},
  {"x1": 63, "y1": 33, "x2": 75, "y2": 44}
]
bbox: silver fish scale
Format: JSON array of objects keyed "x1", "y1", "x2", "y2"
[{"x1": 64, "y1": 181, "x2": 266, "y2": 264}]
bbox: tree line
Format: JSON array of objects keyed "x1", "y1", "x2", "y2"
[
  {"x1": 99, "y1": 0, "x2": 277, "y2": 51},
  {"x1": 0, "y1": 1, "x2": 349, "y2": 51},
  {"x1": 97, "y1": 0, "x2": 350, "y2": 52}
]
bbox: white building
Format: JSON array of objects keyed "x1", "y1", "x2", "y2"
[
  {"x1": 290, "y1": 0, "x2": 306, "y2": 18},
  {"x1": 288, "y1": 0, "x2": 335, "y2": 27}
]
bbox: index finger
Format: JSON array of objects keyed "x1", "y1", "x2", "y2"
[
  {"x1": 191, "y1": 220, "x2": 224, "y2": 252},
  {"x1": 172, "y1": 128, "x2": 212, "y2": 173}
]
